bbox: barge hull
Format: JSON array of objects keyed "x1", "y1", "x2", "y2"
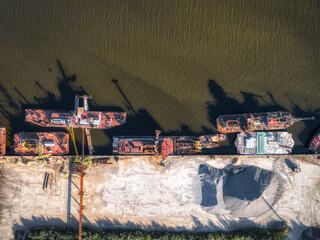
[
  {"x1": 113, "y1": 134, "x2": 226, "y2": 156},
  {"x1": 14, "y1": 132, "x2": 69, "y2": 156},
  {"x1": 217, "y1": 111, "x2": 313, "y2": 133}
]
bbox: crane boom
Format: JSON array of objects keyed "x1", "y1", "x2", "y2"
[
  {"x1": 79, "y1": 128, "x2": 84, "y2": 240},
  {"x1": 68, "y1": 126, "x2": 79, "y2": 159},
  {"x1": 67, "y1": 126, "x2": 83, "y2": 239}
]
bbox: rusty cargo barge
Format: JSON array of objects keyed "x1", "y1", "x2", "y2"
[
  {"x1": 217, "y1": 111, "x2": 314, "y2": 133},
  {"x1": 113, "y1": 131, "x2": 226, "y2": 156},
  {"x1": 13, "y1": 132, "x2": 69, "y2": 156},
  {"x1": 25, "y1": 95, "x2": 126, "y2": 129}
]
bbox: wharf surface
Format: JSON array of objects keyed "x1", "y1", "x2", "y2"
[
  {"x1": 0, "y1": 153, "x2": 319, "y2": 166},
  {"x1": 0, "y1": 154, "x2": 319, "y2": 240}
]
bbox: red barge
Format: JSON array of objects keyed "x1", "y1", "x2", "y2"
[
  {"x1": 25, "y1": 95, "x2": 126, "y2": 129},
  {"x1": 217, "y1": 111, "x2": 314, "y2": 133},
  {"x1": 113, "y1": 131, "x2": 226, "y2": 157},
  {"x1": 0, "y1": 127, "x2": 6, "y2": 155},
  {"x1": 14, "y1": 132, "x2": 69, "y2": 156}
]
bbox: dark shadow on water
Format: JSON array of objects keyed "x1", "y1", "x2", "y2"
[
  {"x1": 0, "y1": 62, "x2": 163, "y2": 155},
  {"x1": 103, "y1": 79, "x2": 234, "y2": 154},
  {"x1": 206, "y1": 80, "x2": 286, "y2": 119},
  {"x1": 207, "y1": 79, "x2": 320, "y2": 153},
  {"x1": 287, "y1": 98, "x2": 320, "y2": 153},
  {"x1": 0, "y1": 60, "x2": 87, "y2": 153},
  {"x1": 95, "y1": 79, "x2": 162, "y2": 153},
  {"x1": 0, "y1": 60, "x2": 125, "y2": 154},
  {"x1": 0, "y1": 67, "x2": 319, "y2": 154},
  {"x1": 111, "y1": 79, "x2": 137, "y2": 115}
]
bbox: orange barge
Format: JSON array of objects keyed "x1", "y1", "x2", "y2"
[
  {"x1": 14, "y1": 132, "x2": 69, "y2": 155},
  {"x1": 25, "y1": 95, "x2": 126, "y2": 129},
  {"x1": 217, "y1": 111, "x2": 314, "y2": 133},
  {"x1": 0, "y1": 127, "x2": 6, "y2": 155},
  {"x1": 113, "y1": 131, "x2": 226, "y2": 157}
]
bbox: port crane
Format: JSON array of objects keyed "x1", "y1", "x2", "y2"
[
  {"x1": 75, "y1": 95, "x2": 94, "y2": 156},
  {"x1": 79, "y1": 129, "x2": 84, "y2": 240},
  {"x1": 67, "y1": 124, "x2": 84, "y2": 240},
  {"x1": 68, "y1": 126, "x2": 79, "y2": 159}
]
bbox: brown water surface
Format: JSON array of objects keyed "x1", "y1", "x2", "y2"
[{"x1": 0, "y1": 1, "x2": 319, "y2": 154}]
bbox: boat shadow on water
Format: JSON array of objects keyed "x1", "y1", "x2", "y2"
[
  {"x1": 206, "y1": 79, "x2": 320, "y2": 154},
  {"x1": 0, "y1": 61, "x2": 319, "y2": 154}
]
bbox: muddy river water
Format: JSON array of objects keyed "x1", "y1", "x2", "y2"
[{"x1": 0, "y1": 1, "x2": 319, "y2": 154}]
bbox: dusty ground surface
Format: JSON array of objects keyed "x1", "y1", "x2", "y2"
[{"x1": 0, "y1": 155, "x2": 319, "y2": 239}]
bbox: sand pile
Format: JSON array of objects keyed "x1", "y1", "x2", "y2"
[{"x1": 198, "y1": 164, "x2": 283, "y2": 218}]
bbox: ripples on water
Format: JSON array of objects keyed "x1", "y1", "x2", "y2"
[{"x1": 0, "y1": 1, "x2": 319, "y2": 154}]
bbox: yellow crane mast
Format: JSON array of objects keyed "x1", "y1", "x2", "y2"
[
  {"x1": 68, "y1": 126, "x2": 79, "y2": 160},
  {"x1": 67, "y1": 126, "x2": 85, "y2": 240}
]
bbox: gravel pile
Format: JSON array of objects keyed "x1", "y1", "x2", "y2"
[{"x1": 198, "y1": 164, "x2": 283, "y2": 217}]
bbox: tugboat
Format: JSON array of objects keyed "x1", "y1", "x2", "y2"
[
  {"x1": 14, "y1": 132, "x2": 69, "y2": 155},
  {"x1": 309, "y1": 129, "x2": 320, "y2": 154},
  {"x1": 217, "y1": 111, "x2": 314, "y2": 133},
  {"x1": 235, "y1": 131, "x2": 294, "y2": 155},
  {"x1": 113, "y1": 130, "x2": 226, "y2": 157},
  {"x1": 0, "y1": 126, "x2": 5, "y2": 155},
  {"x1": 25, "y1": 95, "x2": 126, "y2": 129}
]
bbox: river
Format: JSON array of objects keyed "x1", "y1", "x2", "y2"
[{"x1": 0, "y1": 0, "x2": 319, "y2": 154}]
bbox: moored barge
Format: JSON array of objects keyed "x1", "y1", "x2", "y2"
[
  {"x1": 14, "y1": 132, "x2": 69, "y2": 155},
  {"x1": 113, "y1": 131, "x2": 226, "y2": 157},
  {"x1": 235, "y1": 131, "x2": 294, "y2": 155},
  {"x1": 217, "y1": 111, "x2": 314, "y2": 133},
  {"x1": 25, "y1": 95, "x2": 126, "y2": 129}
]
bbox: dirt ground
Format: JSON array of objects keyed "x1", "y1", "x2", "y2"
[{"x1": 0, "y1": 155, "x2": 319, "y2": 239}]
